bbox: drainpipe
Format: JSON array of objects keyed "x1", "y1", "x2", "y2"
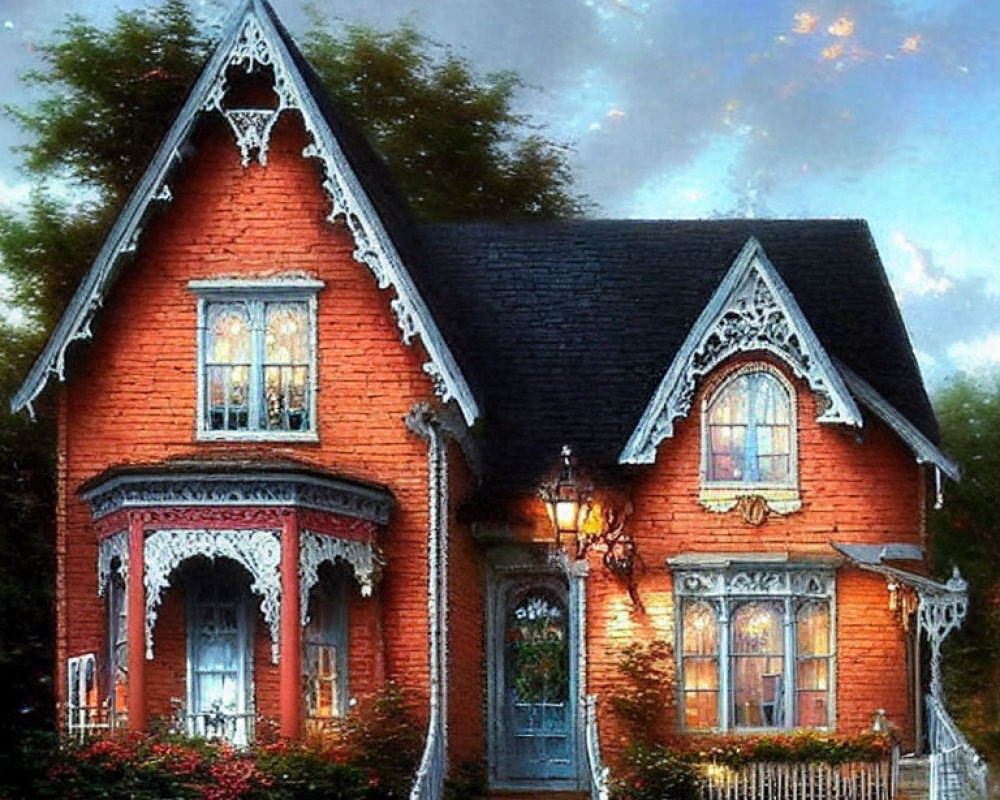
[{"x1": 406, "y1": 404, "x2": 449, "y2": 800}]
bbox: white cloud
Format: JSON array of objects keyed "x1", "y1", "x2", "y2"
[
  {"x1": 947, "y1": 333, "x2": 1000, "y2": 374},
  {"x1": 888, "y1": 231, "x2": 952, "y2": 297},
  {"x1": 0, "y1": 175, "x2": 31, "y2": 211}
]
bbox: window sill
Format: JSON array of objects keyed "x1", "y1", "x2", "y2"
[
  {"x1": 699, "y1": 485, "x2": 801, "y2": 516},
  {"x1": 196, "y1": 430, "x2": 320, "y2": 444}
]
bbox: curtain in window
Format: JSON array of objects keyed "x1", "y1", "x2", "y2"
[
  {"x1": 206, "y1": 303, "x2": 252, "y2": 430},
  {"x1": 732, "y1": 602, "x2": 784, "y2": 728},
  {"x1": 796, "y1": 602, "x2": 832, "y2": 727},
  {"x1": 303, "y1": 572, "x2": 348, "y2": 722},
  {"x1": 682, "y1": 601, "x2": 719, "y2": 729},
  {"x1": 263, "y1": 303, "x2": 310, "y2": 431},
  {"x1": 707, "y1": 371, "x2": 792, "y2": 483}
]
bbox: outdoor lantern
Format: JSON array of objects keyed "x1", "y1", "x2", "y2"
[
  {"x1": 538, "y1": 446, "x2": 642, "y2": 607},
  {"x1": 539, "y1": 445, "x2": 591, "y2": 553}
]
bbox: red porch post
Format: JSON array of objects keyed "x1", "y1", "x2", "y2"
[
  {"x1": 279, "y1": 513, "x2": 301, "y2": 738},
  {"x1": 126, "y1": 512, "x2": 146, "y2": 731}
]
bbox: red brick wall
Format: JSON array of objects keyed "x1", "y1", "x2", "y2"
[
  {"x1": 56, "y1": 109, "x2": 444, "y2": 727},
  {"x1": 577, "y1": 356, "x2": 922, "y2": 756},
  {"x1": 445, "y1": 439, "x2": 485, "y2": 766}
]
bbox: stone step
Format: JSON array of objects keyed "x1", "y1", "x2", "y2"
[{"x1": 896, "y1": 756, "x2": 929, "y2": 800}]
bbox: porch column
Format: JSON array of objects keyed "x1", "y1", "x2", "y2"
[
  {"x1": 126, "y1": 512, "x2": 147, "y2": 731},
  {"x1": 279, "y1": 512, "x2": 301, "y2": 738}
]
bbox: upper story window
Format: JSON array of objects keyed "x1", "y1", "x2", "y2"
[
  {"x1": 191, "y1": 278, "x2": 322, "y2": 441},
  {"x1": 700, "y1": 364, "x2": 800, "y2": 514}
]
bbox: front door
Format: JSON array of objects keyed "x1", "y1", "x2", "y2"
[
  {"x1": 491, "y1": 574, "x2": 579, "y2": 787},
  {"x1": 186, "y1": 564, "x2": 252, "y2": 744}
]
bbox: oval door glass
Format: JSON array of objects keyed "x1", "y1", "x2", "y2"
[{"x1": 503, "y1": 589, "x2": 573, "y2": 780}]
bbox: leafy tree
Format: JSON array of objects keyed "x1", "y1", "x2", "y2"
[
  {"x1": 302, "y1": 22, "x2": 585, "y2": 221},
  {"x1": 930, "y1": 370, "x2": 1000, "y2": 755}
]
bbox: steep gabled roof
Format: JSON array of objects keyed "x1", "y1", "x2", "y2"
[
  {"x1": 417, "y1": 219, "x2": 951, "y2": 491},
  {"x1": 10, "y1": 0, "x2": 478, "y2": 425}
]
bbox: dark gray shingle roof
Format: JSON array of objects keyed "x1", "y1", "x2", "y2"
[{"x1": 415, "y1": 219, "x2": 937, "y2": 491}]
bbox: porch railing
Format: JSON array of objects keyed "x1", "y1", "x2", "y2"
[
  {"x1": 185, "y1": 711, "x2": 254, "y2": 746},
  {"x1": 700, "y1": 759, "x2": 894, "y2": 800},
  {"x1": 926, "y1": 694, "x2": 989, "y2": 800},
  {"x1": 585, "y1": 695, "x2": 610, "y2": 800}
]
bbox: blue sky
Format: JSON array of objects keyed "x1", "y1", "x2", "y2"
[{"x1": 0, "y1": 0, "x2": 997, "y2": 390}]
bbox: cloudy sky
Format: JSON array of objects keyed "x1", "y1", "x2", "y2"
[{"x1": 0, "y1": 0, "x2": 997, "y2": 389}]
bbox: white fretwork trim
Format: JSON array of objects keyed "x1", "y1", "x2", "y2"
[
  {"x1": 919, "y1": 567, "x2": 968, "y2": 700},
  {"x1": 144, "y1": 528, "x2": 282, "y2": 663},
  {"x1": 97, "y1": 531, "x2": 129, "y2": 596},
  {"x1": 299, "y1": 531, "x2": 379, "y2": 626},
  {"x1": 11, "y1": 0, "x2": 480, "y2": 430},
  {"x1": 620, "y1": 237, "x2": 862, "y2": 464}
]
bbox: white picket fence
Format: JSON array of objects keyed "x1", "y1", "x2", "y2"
[{"x1": 701, "y1": 759, "x2": 894, "y2": 800}]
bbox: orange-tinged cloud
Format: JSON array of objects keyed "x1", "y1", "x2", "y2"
[
  {"x1": 901, "y1": 34, "x2": 922, "y2": 53},
  {"x1": 793, "y1": 12, "x2": 818, "y2": 34},
  {"x1": 827, "y1": 16, "x2": 854, "y2": 37},
  {"x1": 822, "y1": 43, "x2": 843, "y2": 60}
]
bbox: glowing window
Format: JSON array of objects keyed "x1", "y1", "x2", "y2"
[
  {"x1": 193, "y1": 279, "x2": 321, "y2": 440},
  {"x1": 682, "y1": 602, "x2": 719, "y2": 729},
  {"x1": 676, "y1": 566, "x2": 834, "y2": 732},
  {"x1": 304, "y1": 568, "x2": 349, "y2": 725},
  {"x1": 705, "y1": 369, "x2": 793, "y2": 485}
]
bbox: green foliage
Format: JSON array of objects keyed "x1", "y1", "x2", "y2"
[
  {"x1": 338, "y1": 682, "x2": 422, "y2": 797},
  {"x1": 676, "y1": 731, "x2": 892, "y2": 767},
  {"x1": 608, "y1": 639, "x2": 676, "y2": 743},
  {"x1": 4, "y1": 685, "x2": 423, "y2": 800},
  {"x1": 7, "y1": 0, "x2": 210, "y2": 207},
  {"x1": 303, "y1": 21, "x2": 585, "y2": 221},
  {"x1": 508, "y1": 610, "x2": 568, "y2": 702},
  {"x1": 610, "y1": 743, "x2": 702, "y2": 800},
  {"x1": 929, "y1": 370, "x2": 1000, "y2": 759},
  {"x1": 0, "y1": 323, "x2": 56, "y2": 762},
  {"x1": 441, "y1": 760, "x2": 487, "y2": 800}
]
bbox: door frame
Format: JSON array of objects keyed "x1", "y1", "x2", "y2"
[{"x1": 485, "y1": 545, "x2": 586, "y2": 791}]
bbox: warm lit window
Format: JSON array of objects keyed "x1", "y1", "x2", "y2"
[
  {"x1": 675, "y1": 564, "x2": 834, "y2": 731},
  {"x1": 304, "y1": 571, "x2": 348, "y2": 725},
  {"x1": 681, "y1": 602, "x2": 719, "y2": 729},
  {"x1": 700, "y1": 365, "x2": 800, "y2": 513},
  {"x1": 192, "y1": 279, "x2": 321, "y2": 439}
]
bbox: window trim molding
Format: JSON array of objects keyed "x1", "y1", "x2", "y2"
[
  {"x1": 671, "y1": 558, "x2": 837, "y2": 734},
  {"x1": 191, "y1": 277, "x2": 322, "y2": 442},
  {"x1": 699, "y1": 362, "x2": 801, "y2": 515}
]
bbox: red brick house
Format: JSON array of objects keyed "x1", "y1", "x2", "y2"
[{"x1": 11, "y1": 0, "x2": 976, "y2": 797}]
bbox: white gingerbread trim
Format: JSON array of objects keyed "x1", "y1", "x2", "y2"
[
  {"x1": 10, "y1": 0, "x2": 479, "y2": 428},
  {"x1": 299, "y1": 530, "x2": 380, "y2": 626},
  {"x1": 97, "y1": 531, "x2": 129, "y2": 596},
  {"x1": 144, "y1": 528, "x2": 282, "y2": 663},
  {"x1": 620, "y1": 237, "x2": 862, "y2": 464}
]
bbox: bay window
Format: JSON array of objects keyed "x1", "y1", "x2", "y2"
[{"x1": 674, "y1": 561, "x2": 835, "y2": 731}]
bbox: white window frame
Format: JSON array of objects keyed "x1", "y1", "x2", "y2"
[
  {"x1": 699, "y1": 363, "x2": 800, "y2": 514},
  {"x1": 67, "y1": 653, "x2": 105, "y2": 739},
  {"x1": 191, "y1": 278, "x2": 323, "y2": 442},
  {"x1": 673, "y1": 561, "x2": 836, "y2": 733}
]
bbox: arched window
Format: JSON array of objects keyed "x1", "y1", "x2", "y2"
[{"x1": 705, "y1": 368, "x2": 793, "y2": 484}]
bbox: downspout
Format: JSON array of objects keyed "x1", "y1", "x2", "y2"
[{"x1": 406, "y1": 403, "x2": 449, "y2": 800}]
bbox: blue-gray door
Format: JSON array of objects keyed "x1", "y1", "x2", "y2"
[{"x1": 500, "y1": 585, "x2": 575, "y2": 782}]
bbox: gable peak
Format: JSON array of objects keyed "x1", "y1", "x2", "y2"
[{"x1": 620, "y1": 236, "x2": 862, "y2": 464}]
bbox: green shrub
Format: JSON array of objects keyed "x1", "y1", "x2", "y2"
[{"x1": 610, "y1": 742, "x2": 702, "y2": 800}]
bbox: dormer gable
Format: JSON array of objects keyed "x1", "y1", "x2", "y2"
[
  {"x1": 620, "y1": 237, "x2": 861, "y2": 464},
  {"x1": 10, "y1": 0, "x2": 478, "y2": 427}
]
